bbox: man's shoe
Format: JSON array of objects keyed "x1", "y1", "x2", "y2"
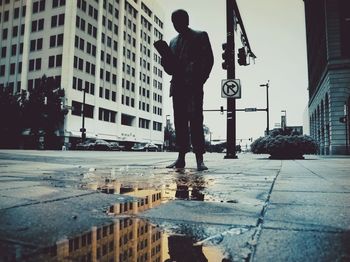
[
  {"x1": 166, "y1": 159, "x2": 185, "y2": 168},
  {"x1": 197, "y1": 162, "x2": 208, "y2": 171}
]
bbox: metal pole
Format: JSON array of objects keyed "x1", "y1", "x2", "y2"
[
  {"x1": 81, "y1": 88, "x2": 86, "y2": 142},
  {"x1": 225, "y1": 0, "x2": 237, "y2": 159},
  {"x1": 266, "y1": 83, "x2": 269, "y2": 135}
]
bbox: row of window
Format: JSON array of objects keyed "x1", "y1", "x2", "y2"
[
  {"x1": 0, "y1": 6, "x2": 26, "y2": 22},
  {"x1": 141, "y1": 15, "x2": 152, "y2": 32},
  {"x1": 48, "y1": 54, "x2": 62, "y2": 68},
  {"x1": 140, "y1": 58, "x2": 150, "y2": 71},
  {"x1": 152, "y1": 93, "x2": 162, "y2": 103},
  {"x1": 100, "y1": 68, "x2": 117, "y2": 84},
  {"x1": 123, "y1": 31, "x2": 136, "y2": 48},
  {"x1": 122, "y1": 62, "x2": 135, "y2": 77},
  {"x1": 77, "y1": 0, "x2": 98, "y2": 21},
  {"x1": 139, "y1": 101, "x2": 149, "y2": 112},
  {"x1": 153, "y1": 106, "x2": 162, "y2": 116},
  {"x1": 72, "y1": 77, "x2": 95, "y2": 96},
  {"x1": 153, "y1": 66, "x2": 162, "y2": 78},
  {"x1": 0, "y1": 63, "x2": 22, "y2": 76},
  {"x1": 124, "y1": 16, "x2": 137, "y2": 33},
  {"x1": 76, "y1": 16, "x2": 98, "y2": 39},
  {"x1": 75, "y1": 36, "x2": 98, "y2": 58},
  {"x1": 101, "y1": 51, "x2": 118, "y2": 68},
  {"x1": 141, "y1": 2, "x2": 152, "y2": 18},
  {"x1": 154, "y1": 15, "x2": 163, "y2": 29},
  {"x1": 140, "y1": 31, "x2": 151, "y2": 45},
  {"x1": 103, "y1": 0, "x2": 120, "y2": 19},
  {"x1": 32, "y1": 0, "x2": 46, "y2": 14},
  {"x1": 73, "y1": 56, "x2": 96, "y2": 77},
  {"x1": 1, "y1": 24, "x2": 25, "y2": 40},
  {"x1": 122, "y1": 47, "x2": 136, "y2": 62},
  {"x1": 153, "y1": 80, "x2": 162, "y2": 91},
  {"x1": 71, "y1": 100, "x2": 162, "y2": 129},
  {"x1": 102, "y1": 15, "x2": 119, "y2": 35},
  {"x1": 140, "y1": 44, "x2": 151, "y2": 58},
  {"x1": 99, "y1": 87, "x2": 117, "y2": 101},
  {"x1": 125, "y1": 1, "x2": 137, "y2": 19},
  {"x1": 10, "y1": 62, "x2": 22, "y2": 75},
  {"x1": 121, "y1": 94, "x2": 135, "y2": 107},
  {"x1": 122, "y1": 78, "x2": 135, "y2": 92}
]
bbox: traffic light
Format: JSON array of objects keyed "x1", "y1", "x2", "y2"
[
  {"x1": 220, "y1": 106, "x2": 224, "y2": 114},
  {"x1": 222, "y1": 43, "x2": 228, "y2": 70},
  {"x1": 238, "y1": 47, "x2": 247, "y2": 66}
]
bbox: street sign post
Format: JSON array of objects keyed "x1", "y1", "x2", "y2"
[{"x1": 221, "y1": 79, "x2": 241, "y2": 98}]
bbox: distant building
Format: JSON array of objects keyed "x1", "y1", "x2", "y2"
[
  {"x1": 303, "y1": 0, "x2": 350, "y2": 154},
  {"x1": 302, "y1": 105, "x2": 310, "y2": 135},
  {"x1": 0, "y1": 0, "x2": 165, "y2": 148}
]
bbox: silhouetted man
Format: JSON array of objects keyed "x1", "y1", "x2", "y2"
[{"x1": 162, "y1": 9, "x2": 214, "y2": 171}]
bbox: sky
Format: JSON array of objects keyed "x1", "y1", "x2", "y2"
[{"x1": 154, "y1": 0, "x2": 309, "y2": 143}]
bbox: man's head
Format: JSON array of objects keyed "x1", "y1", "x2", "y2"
[{"x1": 171, "y1": 9, "x2": 189, "y2": 34}]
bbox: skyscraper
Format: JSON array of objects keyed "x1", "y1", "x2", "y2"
[
  {"x1": 0, "y1": 0, "x2": 165, "y2": 149},
  {"x1": 304, "y1": 0, "x2": 350, "y2": 154}
]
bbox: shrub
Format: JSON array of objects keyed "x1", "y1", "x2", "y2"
[{"x1": 251, "y1": 134, "x2": 318, "y2": 159}]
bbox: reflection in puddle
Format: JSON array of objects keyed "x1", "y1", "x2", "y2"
[{"x1": 1, "y1": 218, "x2": 226, "y2": 262}]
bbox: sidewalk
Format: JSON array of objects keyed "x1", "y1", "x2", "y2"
[{"x1": 0, "y1": 150, "x2": 349, "y2": 261}]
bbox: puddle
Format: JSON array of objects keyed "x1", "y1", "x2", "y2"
[
  {"x1": 0, "y1": 217, "x2": 227, "y2": 262},
  {"x1": 0, "y1": 167, "x2": 237, "y2": 261}
]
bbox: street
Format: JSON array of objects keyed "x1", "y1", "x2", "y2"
[{"x1": 0, "y1": 150, "x2": 349, "y2": 261}]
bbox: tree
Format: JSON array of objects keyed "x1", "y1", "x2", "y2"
[
  {"x1": 0, "y1": 86, "x2": 23, "y2": 148},
  {"x1": 22, "y1": 75, "x2": 66, "y2": 149}
]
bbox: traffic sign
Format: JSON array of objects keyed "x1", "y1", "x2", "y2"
[{"x1": 221, "y1": 79, "x2": 241, "y2": 98}]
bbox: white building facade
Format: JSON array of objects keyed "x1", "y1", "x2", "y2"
[{"x1": 0, "y1": 0, "x2": 165, "y2": 148}]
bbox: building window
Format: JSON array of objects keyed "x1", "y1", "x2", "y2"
[
  {"x1": 1, "y1": 47, "x2": 6, "y2": 58},
  {"x1": 72, "y1": 101, "x2": 94, "y2": 118},
  {"x1": 2, "y1": 28, "x2": 8, "y2": 40}
]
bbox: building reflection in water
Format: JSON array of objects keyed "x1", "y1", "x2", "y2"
[
  {"x1": 27, "y1": 218, "x2": 162, "y2": 262},
  {"x1": 2, "y1": 172, "x2": 222, "y2": 261}
]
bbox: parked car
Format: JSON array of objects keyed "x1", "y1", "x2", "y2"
[
  {"x1": 76, "y1": 139, "x2": 112, "y2": 151},
  {"x1": 110, "y1": 142, "x2": 125, "y2": 151},
  {"x1": 131, "y1": 143, "x2": 159, "y2": 152},
  {"x1": 76, "y1": 139, "x2": 95, "y2": 150},
  {"x1": 92, "y1": 139, "x2": 112, "y2": 151}
]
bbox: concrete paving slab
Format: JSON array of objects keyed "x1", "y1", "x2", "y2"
[
  {"x1": 253, "y1": 228, "x2": 350, "y2": 262},
  {"x1": 0, "y1": 181, "x2": 43, "y2": 190},
  {"x1": 0, "y1": 196, "x2": 35, "y2": 210},
  {"x1": 0, "y1": 186, "x2": 96, "y2": 203},
  {"x1": 273, "y1": 179, "x2": 349, "y2": 193},
  {"x1": 263, "y1": 203, "x2": 350, "y2": 232},
  {"x1": 270, "y1": 191, "x2": 350, "y2": 207}
]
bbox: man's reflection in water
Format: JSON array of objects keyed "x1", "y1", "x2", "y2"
[
  {"x1": 165, "y1": 235, "x2": 208, "y2": 262},
  {"x1": 175, "y1": 171, "x2": 205, "y2": 201}
]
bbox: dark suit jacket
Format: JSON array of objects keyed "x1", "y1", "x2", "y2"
[{"x1": 162, "y1": 28, "x2": 214, "y2": 96}]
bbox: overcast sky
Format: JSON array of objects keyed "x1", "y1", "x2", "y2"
[{"x1": 155, "y1": 0, "x2": 308, "y2": 143}]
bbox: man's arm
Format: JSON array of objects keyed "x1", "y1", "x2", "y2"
[{"x1": 196, "y1": 32, "x2": 214, "y2": 84}]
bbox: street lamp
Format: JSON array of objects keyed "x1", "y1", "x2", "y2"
[
  {"x1": 260, "y1": 81, "x2": 270, "y2": 135},
  {"x1": 281, "y1": 110, "x2": 287, "y2": 131},
  {"x1": 80, "y1": 88, "x2": 87, "y2": 142}
]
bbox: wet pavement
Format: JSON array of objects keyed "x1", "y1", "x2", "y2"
[{"x1": 0, "y1": 150, "x2": 349, "y2": 261}]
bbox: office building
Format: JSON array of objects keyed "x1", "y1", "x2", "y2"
[
  {"x1": 0, "y1": 0, "x2": 165, "y2": 148},
  {"x1": 303, "y1": 0, "x2": 350, "y2": 154}
]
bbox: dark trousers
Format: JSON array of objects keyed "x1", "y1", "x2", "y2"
[{"x1": 172, "y1": 89, "x2": 205, "y2": 154}]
